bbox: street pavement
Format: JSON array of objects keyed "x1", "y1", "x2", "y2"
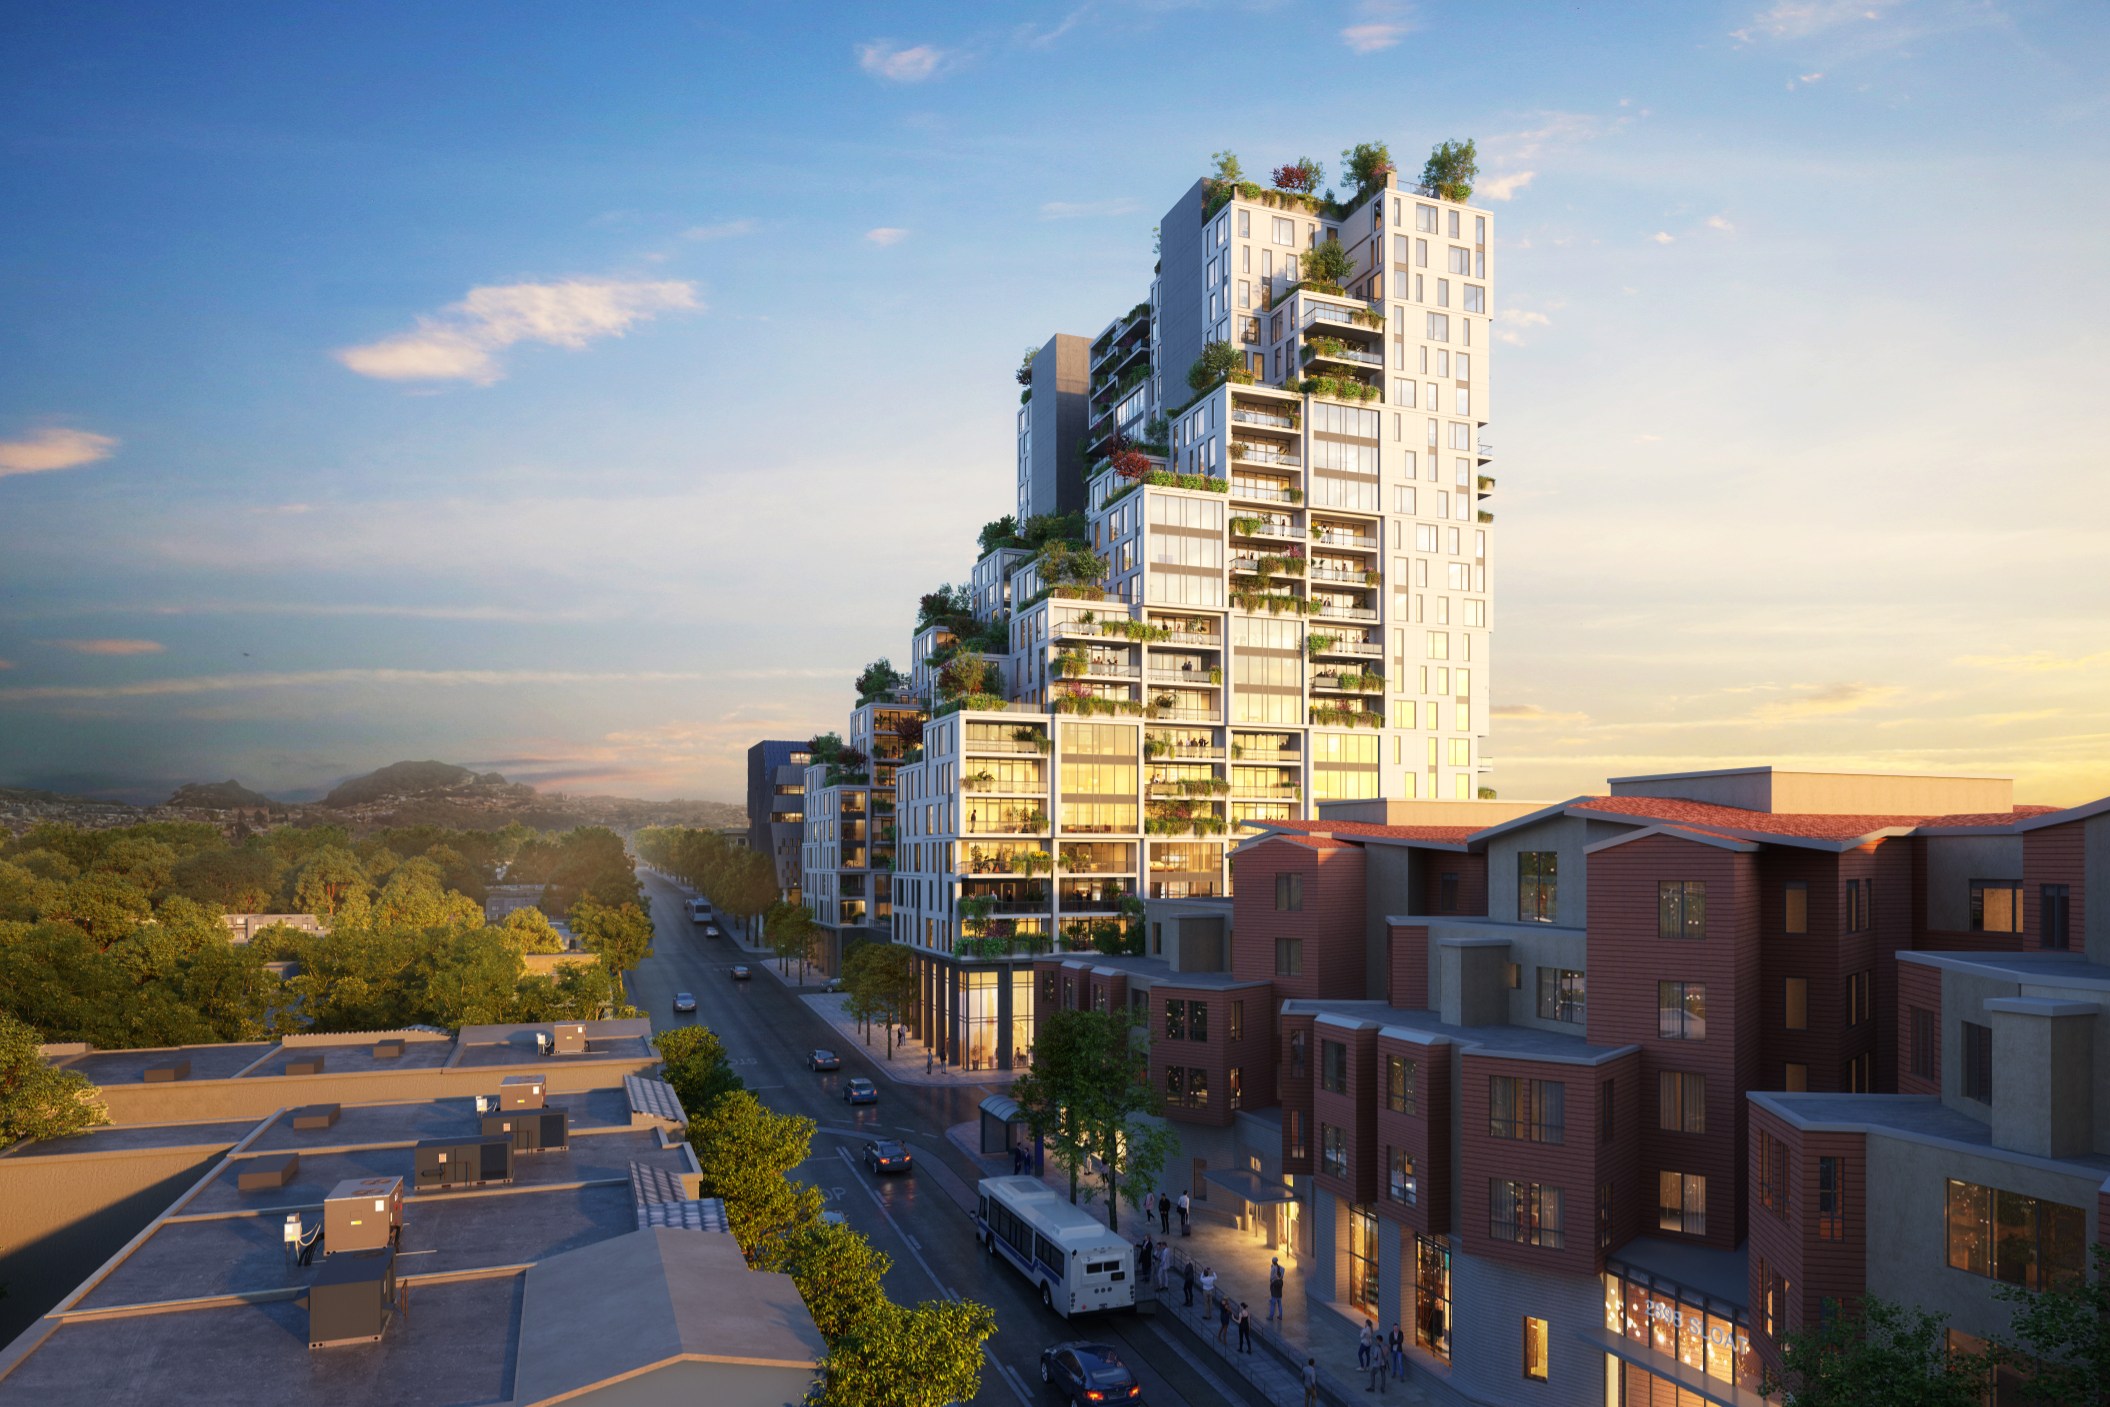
[{"x1": 629, "y1": 869, "x2": 1278, "y2": 1407}]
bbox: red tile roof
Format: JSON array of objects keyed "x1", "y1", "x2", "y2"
[
  {"x1": 1259, "y1": 818, "x2": 1479, "y2": 844},
  {"x1": 1569, "y1": 795, "x2": 2055, "y2": 842}
]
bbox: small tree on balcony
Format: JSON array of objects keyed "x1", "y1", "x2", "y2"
[
  {"x1": 1304, "y1": 236, "x2": 1355, "y2": 289},
  {"x1": 1272, "y1": 157, "x2": 1323, "y2": 194},
  {"x1": 1209, "y1": 149, "x2": 1243, "y2": 186},
  {"x1": 1420, "y1": 139, "x2": 1478, "y2": 202},
  {"x1": 855, "y1": 658, "x2": 906, "y2": 705},
  {"x1": 1186, "y1": 339, "x2": 1242, "y2": 395},
  {"x1": 1015, "y1": 346, "x2": 1037, "y2": 387},
  {"x1": 1108, "y1": 448, "x2": 1152, "y2": 482},
  {"x1": 1340, "y1": 141, "x2": 1397, "y2": 200},
  {"x1": 977, "y1": 515, "x2": 1021, "y2": 556}
]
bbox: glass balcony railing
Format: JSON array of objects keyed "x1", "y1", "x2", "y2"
[{"x1": 1231, "y1": 407, "x2": 1297, "y2": 430}]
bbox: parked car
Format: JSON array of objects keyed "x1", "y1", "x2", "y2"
[
  {"x1": 729, "y1": 964, "x2": 751, "y2": 981},
  {"x1": 843, "y1": 1077, "x2": 878, "y2": 1105},
  {"x1": 672, "y1": 992, "x2": 696, "y2": 1014},
  {"x1": 862, "y1": 1139, "x2": 911, "y2": 1174},
  {"x1": 1040, "y1": 1343, "x2": 1141, "y2": 1404},
  {"x1": 704, "y1": 923, "x2": 723, "y2": 939},
  {"x1": 808, "y1": 1049, "x2": 841, "y2": 1071}
]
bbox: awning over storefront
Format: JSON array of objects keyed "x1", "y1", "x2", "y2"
[{"x1": 1203, "y1": 1167, "x2": 1298, "y2": 1204}]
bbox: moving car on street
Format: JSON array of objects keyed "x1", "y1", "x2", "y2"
[
  {"x1": 808, "y1": 1049, "x2": 841, "y2": 1071},
  {"x1": 862, "y1": 1139, "x2": 912, "y2": 1174},
  {"x1": 704, "y1": 923, "x2": 723, "y2": 939},
  {"x1": 843, "y1": 1077, "x2": 878, "y2": 1105},
  {"x1": 672, "y1": 992, "x2": 696, "y2": 1014},
  {"x1": 686, "y1": 898, "x2": 711, "y2": 923},
  {"x1": 1039, "y1": 1343, "x2": 1142, "y2": 1404},
  {"x1": 729, "y1": 964, "x2": 751, "y2": 981}
]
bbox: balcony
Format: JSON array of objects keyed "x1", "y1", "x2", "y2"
[
  {"x1": 1056, "y1": 654, "x2": 1140, "y2": 680},
  {"x1": 964, "y1": 776, "x2": 1046, "y2": 796},
  {"x1": 1230, "y1": 407, "x2": 1298, "y2": 431},
  {"x1": 963, "y1": 806, "x2": 1051, "y2": 835},
  {"x1": 1309, "y1": 634, "x2": 1381, "y2": 657},
  {"x1": 1231, "y1": 785, "x2": 1303, "y2": 800},
  {"x1": 1162, "y1": 628, "x2": 1223, "y2": 648},
  {"x1": 1148, "y1": 880, "x2": 1223, "y2": 900},
  {"x1": 1311, "y1": 671, "x2": 1383, "y2": 694},
  {"x1": 1303, "y1": 302, "x2": 1384, "y2": 333},
  {"x1": 1311, "y1": 527, "x2": 1378, "y2": 551},
  {"x1": 1153, "y1": 744, "x2": 1225, "y2": 759},
  {"x1": 1231, "y1": 746, "x2": 1301, "y2": 762},
  {"x1": 1310, "y1": 565, "x2": 1378, "y2": 587},
  {"x1": 1232, "y1": 444, "x2": 1302, "y2": 469},
  {"x1": 1152, "y1": 707, "x2": 1222, "y2": 723},
  {"x1": 1147, "y1": 665, "x2": 1221, "y2": 684},
  {"x1": 1301, "y1": 339, "x2": 1384, "y2": 370},
  {"x1": 1229, "y1": 512, "x2": 1297, "y2": 540},
  {"x1": 1230, "y1": 479, "x2": 1300, "y2": 505},
  {"x1": 1314, "y1": 602, "x2": 1378, "y2": 622}
]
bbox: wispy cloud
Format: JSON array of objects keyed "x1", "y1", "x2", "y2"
[
  {"x1": 47, "y1": 638, "x2": 164, "y2": 656},
  {"x1": 1493, "y1": 703, "x2": 1591, "y2": 724},
  {"x1": 864, "y1": 227, "x2": 909, "y2": 246},
  {"x1": 1039, "y1": 198, "x2": 1140, "y2": 220},
  {"x1": 1752, "y1": 682, "x2": 1901, "y2": 721},
  {"x1": 0, "y1": 667, "x2": 711, "y2": 704},
  {"x1": 0, "y1": 426, "x2": 119, "y2": 479},
  {"x1": 1494, "y1": 307, "x2": 1552, "y2": 345},
  {"x1": 856, "y1": 41, "x2": 949, "y2": 82},
  {"x1": 249, "y1": 502, "x2": 315, "y2": 516},
  {"x1": 1650, "y1": 231, "x2": 1676, "y2": 244},
  {"x1": 1731, "y1": 1, "x2": 1900, "y2": 45},
  {"x1": 1341, "y1": 1, "x2": 1415, "y2": 52},
  {"x1": 1955, "y1": 648, "x2": 2110, "y2": 674},
  {"x1": 1480, "y1": 170, "x2": 1536, "y2": 201},
  {"x1": 334, "y1": 278, "x2": 699, "y2": 385},
  {"x1": 1706, "y1": 214, "x2": 1736, "y2": 233},
  {"x1": 682, "y1": 218, "x2": 757, "y2": 241}
]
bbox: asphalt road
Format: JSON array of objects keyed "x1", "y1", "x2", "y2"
[{"x1": 628, "y1": 869, "x2": 1272, "y2": 1407}]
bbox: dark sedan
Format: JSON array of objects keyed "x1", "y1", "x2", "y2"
[
  {"x1": 862, "y1": 1139, "x2": 911, "y2": 1173},
  {"x1": 843, "y1": 1077, "x2": 878, "y2": 1105},
  {"x1": 1040, "y1": 1342, "x2": 1141, "y2": 1404},
  {"x1": 729, "y1": 964, "x2": 751, "y2": 981},
  {"x1": 809, "y1": 1049, "x2": 841, "y2": 1071}
]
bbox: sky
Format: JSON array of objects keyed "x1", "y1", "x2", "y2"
[{"x1": 2, "y1": 1, "x2": 2107, "y2": 808}]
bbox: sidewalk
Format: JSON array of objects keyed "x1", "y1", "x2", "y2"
[{"x1": 798, "y1": 989, "x2": 1017, "y2": 1089}]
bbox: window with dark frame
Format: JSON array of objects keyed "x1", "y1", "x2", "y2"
[
  {"x1": 1489, "y1": 1075, "x2": 1566, "y2": 1144},
  {"x1": 1229, "y1": 999, "x2": 1244, "y2": 1041},
  {"x1": 1276, "y1": 872, "x2": 1304, "y2": 911},
  {"x1": 2041, "y1": 884, "x2": 2071, "y2": 950},
  {"x1": 1961, "y1": 1021, "x2": 1993, "y2": 1102},
  {"x1": 1599, "y1": 1079, "x2": 1614, "y2": 1144},
  {"x1": 1229, "y1": 1067, "x2": 1243, "y2": 1109},
  {"x1": 1320, "y1": 1123, "x2": 1348, "y2": 1177},
  {"x1": 1165, "y1": 999, "x2": 1187, "y2": 1042},
  {"x1": 1489, "y1": 1179, "x2": 1564, "y2": 1249},
  {"x1": 1846, "y1": 878, "x2": 1872, "y2": 933},
  {"x1": 1320, "y1": 1039, "x2": 1348, "y2": 1093},
  {"x1": 1758, "y1": 1131, "x2": 1788, "y2": 1217},
  {"x1": 1387, "y1": 1054, "x2": 1418, "y2": 1114},
  {"x1": 1439, "y1": 871, "x2": 1460, "y2": 911},
  {"x1": 1288, "y1": 1109, "x2": 1307, "y2": 1160},
  {"x1": 1597, "y1": 1181, "x2": 1613, "y2": 1251},
  {"x1": 1910, "y1": 1005, "x2": 1935, "y2": 1080},
  {"x1": 1658, "y1": 1170, "x2": 1708, "y2": 1236},
  {"x1": 1784, "y1": 880, "x2": 1808, "y2": 934},
  {"x1": 1190, "y1": 1002, "x2": 1209, "y2": 1043},
  {"x1": 1275, "y1": 937, "x2": 1303, "y2": 976},
  {"x1": 1657, "y1": 880, "x2": 1708, "y2": 939},
  {"x1": 1388, "y1": 1148, "x2": 1418, "y2": 1205},
  {"x1": 1817, "y1": 1157, "x2": 1845, "y2": 1241},
  {"x1": 1536, "y1": 967, "x2": 1585, "y2": 1024},
  {"x1": 1658, "y1": 981, "x2": 1707, "y2": 1040},
  {"x1": 1847, "y1": 970, "x2": 1872, "y2": 1027},
  {"x1": 1970, "y1": 880, "x2": 2023, "y2": 934},
  {"x1": 1657, "y1": 1070, "x2": 1705, "y2": 1134},
  {"x1": 1289, "y1": 1029, "x2": 1307, "y2": 1077},
  {"x1": 1784, "y1": 976, "x2": 1808, "y2": 1031},
  {"x1": 1518, "y1": 850, "x2": 1558, "y2": 923},
  {"x1": 1946, "y1": 1179, "x2": 2086, "y2": 1289}
]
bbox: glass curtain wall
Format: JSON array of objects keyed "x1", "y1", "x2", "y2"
[
  {"x1": 1010, "y1": 969, "x2": 1035, "y2": 1068},
  {"x1": 963, "y1": 970, "x2": 999, "y2": 1071}
]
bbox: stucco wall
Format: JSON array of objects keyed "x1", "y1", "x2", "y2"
[
  {"x1": 1923, "y1": 835, "x2": 2024, "y2": 934},
  {"x1": 1445, "y1": 1245, "x2": 1607, "y2": 1407}
]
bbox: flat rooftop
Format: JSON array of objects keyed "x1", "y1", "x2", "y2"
[
  {"x1": 1283, "y1": 998, "x2": 1638, "y2": 1064},
  {"x1": 1899, "y1": 949, "x2": 2110, "y2": 993},
  {"x1": 1751, "y1": 1092, "x2": 2110, "y2": 1179}
]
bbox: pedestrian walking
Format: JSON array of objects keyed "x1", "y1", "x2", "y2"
[
  {"x1": 1154, "y1": 1245, "x2": 1171, "y2": 1293},
  {"x1": 1159, "y1": 1192, "x2": 1171, "y2": 1235},
  {"x1": 1183, "y1": 1259, "x2": 1196, "y2": 1307},
  {"x1": 1366, "y1": 1347, "x2": 1389, "y2": 1394},
  {"x1": 1268, "y1": 1256, "x2": 1285, "y2": 1322},
  {"x1": 1303, "y1": 1358, "x2": 1320, "y2": 1407},
  {"x1": 1217, "y1": 1294, "x2": 1232, "y2": 1346},
  {"x1": 1237, "y1": 1301, "x2": 1252, "y2": 1353},
  {"x1": 1389, "y1": 1323, "x2": 1405, "y2": 1380},
  {"x1": 1358, "y1": 1320, "x2": 1373, "y2": 1369},
  {"x1": 1177, "y1": 1190, "x2": 1191, "y2": 1236}
]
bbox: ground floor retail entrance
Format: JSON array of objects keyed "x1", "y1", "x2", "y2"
[{"x1": 909, "y1": 953, "x2": 1036, "y2": 1072}]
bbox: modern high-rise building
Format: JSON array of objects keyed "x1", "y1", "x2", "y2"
[
  {"x1": 793, "y1": 152, "x2": 1502, "y2": 1068},
  {"x1": 745, "y1": 739, "x2": 809, "y2": 904}
]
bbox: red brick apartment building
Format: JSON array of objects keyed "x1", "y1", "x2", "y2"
[{"x1": 1034, "y1": 766, "x2": 2108, "y2": 1407}]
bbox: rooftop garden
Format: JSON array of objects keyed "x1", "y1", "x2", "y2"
[
  {"x1": 1199, "y1": 139, "x2": 1474, "y2": 223},
  {"x1": 854, "y1": 657, "x2": 908, "y2": 707}
]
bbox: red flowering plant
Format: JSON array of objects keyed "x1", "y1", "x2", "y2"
[
  {"x1": 1109, "y1": 448, "x2": 1152, "y2": 482},
  {"x1": 1271, "y1": 158, "x2": 1323, "y2": 194}
]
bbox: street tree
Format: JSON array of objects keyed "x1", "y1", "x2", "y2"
[
  {"x1": 1009, "y1": 1007, "x2": 1117, "y2": 1206},
  {"x1": 0, "y1": 1010, "x2": 109, "y2": 1147},
  {"x1": 687, "y1": 1090, "x2": 825, "y2": 1260},
  {"x1": 842, "y1": 941, "x2": 916, "y2": 1058},
  {"x1": 291, "y1": 846, "x2": 371, "y2": 920},
  {"x1": 770, "y1": 1216, "x2": 892, "y2": 1343},
  {"x1": 498, "y1": 906, "x2": 566, "y2": 954},
  {"x1": 1996, "y1": 1243, "x2": 2110, "y2": 1405},
  {"x1": 764, "y1": 899, "x2": 820, "y2": 983},
  {"x1": 569, "y1": 898, "x2": 654, "y2": 1004},
  {"x1": 820, "y1": 1298, "x2": 995, "y2": 1407},
  {"x1": 1760, "y1": 1295, "x2": 1985, "y2": 1407},
  {"x1": 652, "y1": 1025, "x2": 745, "y2": 1119}
]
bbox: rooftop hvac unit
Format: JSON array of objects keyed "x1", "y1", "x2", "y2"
[
  {"x1": 412, "y1": 1134, "x2": 513, "y2": 1192},
  {"x1": 372, "y1": 1039, "x2": 405, "y2": 1060},
  {"x1": 499, "y1": 1074, "x2": 546, "y2": 1109},
  {"x1": 473, "y1": 1095, "x2": 494, "y2": 1114},
  {"x1": 291, "y1": 1104, "x2": 341, "y2": 1131},
  {"x1": 535, "y1": 1031, "x2": 551, "y2": 1057},
  {"x1": 237, "y1": 1152, "x2": 301, "y2": 1192},
  {"x1": 307, "y1": 1248, "x2": 395, "y2": 1350},
  {"x1": 481, "y1": 1107, "x2": 569, "y2": 1154},
  {"x1": 552, "y1": 1023, "x2": 587, "y2": 1056},
  {"x1": 323, "y1": 1176, "x2": 403, "y2": 1254},
  {"x1": 143, "y1": 1057, "x2": 191, "y2": 1083},
  {"x1": 284, "y1": 1053, "x2": 325, "y2": 1076}
]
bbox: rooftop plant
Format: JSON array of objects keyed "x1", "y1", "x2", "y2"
[
  {"x1": 854, "y1": 658, "x2": 907, "y2": 706},
  {"x1": 1341, "y1": 141, "x2": 1397, "y2": 201},
  {"x1": 1272, "y1": 157, "x2": 1324, "y2": 194},
  {"x1": 1420, "y1": 139, "x2": 1477, "y2": 202},
  {"x1": 1185, "y1": 339, "x2": 1242, "y2": 396},
  {"x1": 1305, "y1": 236, "x2": 1356, "y2": 288},
  {"x1": 1015, "y1": 346, "x2": 1037, "y2": 387}
]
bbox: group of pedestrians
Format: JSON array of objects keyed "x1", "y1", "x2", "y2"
[
  {"x1": 1151, "y1": 1188, "x2": 1192, "y2": 1237},
  {"x1": 1357, "y1": 1318, "x2": 1409, "y2": 1393}
]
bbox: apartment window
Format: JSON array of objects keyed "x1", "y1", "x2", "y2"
[
  {"x1": 1289, "y1": 1029, "x2": 1307, "y2": 1076},
  {"x1": 1386, "y1": 1054, "x2": 1418, "y2": 1114},
  {"x1": 1288, "y1": 1109, "x2": 1306, "y2": 1160},
  {"x1": 1909, "y1": 1005, "x2": 1936, "y2": 1079},
  {"x1": 1522, "y1": 1317, "x2": 1550, "y2": 1382},
  {"x1": 1320, "y1": 1039, "x2": 1348, "y2": 1094},
  {"x1": 1599, "y1": 1080, "x2": 1615, "y2": 1143},
  {"x1": 1784, "y1": 1062, "x2": 1807, "y2": 1091},
  {"x1": 1489, "y1": 1076, "x2": 1566, "y2": 1144},
  {"x1": 1164, "y1": 1000, "x2": 1187, "y2": 1041},
  {"x1": 1320, "y1": 1123, "x2": 1348, "y2": 1177},
  {"x1": 1970, "y1": 880, "x2": 2023, "y2": 934},
  {"x1": 1817, "y1": 1157, "x2": 1846, "y2": 1242},
  {"x1": 1276, "y1": 938, "x2": 1303, "y2": 976},
  {"x1": 1490, "y1": 1180, "x2": 1564, "y2": 1249},
  {"x1": 1275, "y1": 872, "x2": 1303, "y2": 911},
  {"x1": 1946, "y1": 1179, "x2": 2087, "y2": 1289},
  {"x1": 1190, "y1": 1002, "x2": 1209, "y2": 1043},
  {"x1": 1784, "y1": 977, "x2": 1808, "y2": 1031},
  {"x1": 1846, "y1": 877, "x2": 1872, "y2": 932},
  {"x1": 1416, "y1": 204, "x2": 1438, "y2": 233},
  {"x1": 1847, "y1": 970, "x2": 1872, "y2": 1027},
  {"x1": 1598, "y1": 1181, "x2": 1614, "y2": 1250},
  {"x1": 1517, "y1": 851, "x2": 1558, "y2": 923},
  {"x1": 1657, "y1": 1071, "x2": 1706, "y2": 1134},
  {"x1": 2041, "y1": 884, "x2": 2072, "y2": 950},
  {"x1": 1536, "y1": 967, "x2": 1585, "y2": 1025},
  {"x1": 1272, "y1": 216, "x2": 1296, "y2": 245},
  {"x1": 1761, "y1": 1262, "x2": 1790, "y2": 1339},
  {"x1": 1229, "y1": 1067, "x2": 1243, "y2": 1110},
  {"x1": 1756, "y1": 1129, "x2": 1788, "y2": 1218},
  {"x1": 1784, "y1": 880, "x2": 1808, "y2": 934},
  {"x1": 1658, "y1": 880, "x2": 1707, "y2": 939},
  {"x1": 1961, "y1": 1020, "x2": 1993, "y2": 1102},
  {"x1": 1229, "y1": 999, "x2": 1244, "y2": 1042},
  {"x1": 1426, "y1": 312, "x2": 1450, "y2": 341},
  {"x1": 1438, "y1": 871, "x2": 1460, "y2": 911},
  {"x1": 1462, "y1": 284, "x2": 1485, "y2": 313},
  {"x1": 1659, "y1": 1171, "x2": 1708, "y2": 1236},
  {"x1": 1389, "y1": 1149, "x2": 1419, "y2": 1205},
  {"x1": 1237, "y1": 209, "x2": 1250, "y2": 238},
  {"x1": 1658, "y1": 981, "x2": 1707, "y2": 1040}
]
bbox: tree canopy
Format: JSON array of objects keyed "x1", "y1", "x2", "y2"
[
  {"x1": 1420, "y1": 139, "x2": 1477, "y2": 202},
  {"x1": 0, "y1": 1010, "x2": 108, "y2": 1148}
]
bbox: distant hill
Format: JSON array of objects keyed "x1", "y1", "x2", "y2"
[
  {"x1": 165, "y1": 779, "x2": 280, "y2": 810},
  {"x1": 323, "y1": 760, "x2": 509, "y2": 808}
]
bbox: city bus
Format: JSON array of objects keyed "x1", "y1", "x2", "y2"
[
  {"x1": 974, "y1": 1175, "x2": 1135, "y2": 1317},
  {"x1": 686, "y1": 897, "x2": 711, "y2": 924}
]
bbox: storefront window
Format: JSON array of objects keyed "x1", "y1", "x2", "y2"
[
  {"x1": 964, "y1": 971, "x2": 999, "y2": 1071},
  {"x1": 1415, "y1": 1234, "x2": 1451, "y2": 1360},
  {"x1": 1010, "y1": 970, "x2": 1034, "y2": 1069},
  {"x1": 1601, "y1": 1264, "x2": 1755, "y2": 1392},
  {"x1": 1349, "y1": 1205, "x2": 1381, "y2": 1314}
]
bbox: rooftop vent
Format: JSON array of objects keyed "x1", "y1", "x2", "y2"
[
  {"x1": 372, "y1": 1039, "x2": 405, "y2": 1060},
  {"x1": 481, "y1": 1107, "x2": 568, "y2": 1154},
  {"x1": 500, "y1": 1074, "x2": 546, "y2": 1109},
  {"x1": 284, "y1": 1053, "x2": 325, "y2": 1076},
  {"x1": 324, "y1": 1176, "x2": 403, "y2": 1255},
  {"x1": 552, "y1": 1024, "x2": 588, "y2": 1056},
  {"x1": 291, "y1": 1103, "x2": 340, "y2": 1131},
  {"x1": 307, "y1": 1247, "x2": 396, "y2": 1350},
  {"x1": 237, "y1": 1152, "x2": 301, "y2": 1192},
  {"x1": 412, "y1": 1134, "x2": 513, "y2": 1192},
  {"x1": 143, "y1": 1057, "x2": 191, "y2": 1083}
]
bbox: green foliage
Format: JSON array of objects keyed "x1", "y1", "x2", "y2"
[
  {"x1": 976, "y1": 516, "x2": 1020, "y2": 556},
  {"x1": 507, "y1": 826, "x2": 640, "y2": 917},
  {"x1": 1420, "y1": 138, "x2": 1477, "y2": 202},
  {"x1": 688, "y1": 1090, "x2": 826, "y2": 1260},
  {"x1": 499, "y1": 906, "x2": 566, "y2": 954},
  {"x1": 855, "y1": 657, "x2": 908, "y2": 705},
  {"x1": 764, "y1": 899, "x2": 821, "y2": 976},
  {"x1": 1304, "y1": 236, "x2": 1355, "y2": 287},
  {"x1": 820, "y1": 1297, "x2": 995, "y2": 1407},
  {"x1": 652, "y1": 1023, "x2": 746, "y2": 1120},
  {"x1": 916, "y1": 583, "x2": 974, "y2": 632},
  {"x1": 0, "y1": 1011, "x2": 108, "y2": 1148},
  {"x1": 570, "y1": 897, "x2": 654, "y2": 1002},
  {"x1": 1209, "y1": 149, "x2": 1242, "y2": 186},
  {"x1": 841, "y1": 941, "x2": 917, "y2": 1056},
  {"x1": 772, "y1": 1216, "x2": 892, "y2": 1343},
  {"x1": 1186, "y1": 339, "x2": 1242, "y2": 395},
  {"x1": 1009, "y1": 1007, "x2": 1165, "y2": 1226},
  {"x1": 1035, "y1": 539, "x2": 1106, "y2": 592},
  {"x1": 633, "y1": 827, "x2": 780, "y2": 920},
  {"x1": 167, "y1": 842, "x2": 284, "y2": 912},
  {"x1": 291, "y1": 845, "x2": 371, "y2": 920},
  {"x1": 1994, "y1": 1243, "x2": 2110, "y2": 1405},
  {"x1": 1341, "y1": 141, "x2": 1396, "y2": 199},
  {"x1": 1014, "y1": 345, "x2": 1037, "y2": 387},
  {"x1": 1761, "y1": 1296, "x2": 1985, "y2": 1407}
]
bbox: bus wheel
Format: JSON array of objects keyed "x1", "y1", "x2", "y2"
[{"x1": 1041, "y1": 1283, "x2": 1053, "y2": 1310}]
